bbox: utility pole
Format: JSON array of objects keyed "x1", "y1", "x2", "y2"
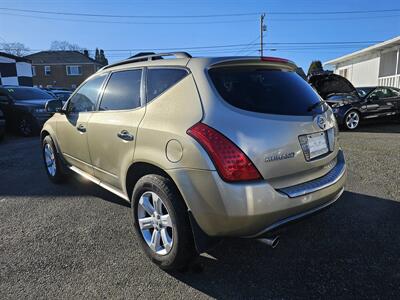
[{"x1": 260, "y1": 13, "x2": 266, "y2": 57}]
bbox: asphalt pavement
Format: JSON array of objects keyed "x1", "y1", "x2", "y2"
[{"x1": 1, "y1": 121, "x2": 399, "y2": 299}]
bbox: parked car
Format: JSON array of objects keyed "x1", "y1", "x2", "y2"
[
  {"x1": 41, "y1": 53, "x2": 346, "y2": 270},
  {"x1": 49, "y1": 90, "x2": 72, "y2": 103},
  {"x1": 309, "y1": 73, "x2": 400, "y2": 130},
  {"x1": 0, "y1": 108, "x2": 5, "y2": 141},
  {"x1": 0, "y1": 86, "x2": 56, "y2": 136}
]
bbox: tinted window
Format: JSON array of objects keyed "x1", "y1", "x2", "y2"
[
  {"x1": 100, "y1": 69, "x2": 142, "y2": 111},
  {"x1": 147, "y1": 68, "x2": 188, "y2": 101},
  {"x1": 209, "y1": 67, "x2": 325, "y2": 116},
  {"x1": 389, "y1": 88, "x2": 400, "y2": 97},
  {"x1": 368, "y1": 88, "x2": 393, "y2": 100},
  {"x1": 68, "y1": 74, "x2": 106, "y2": 113},
  {"x1": 5, "y1": 87, "x2": 53, "y2": 101},
  {"x1": 356, "y1": 87, "x2": 374, "y2": 98}
]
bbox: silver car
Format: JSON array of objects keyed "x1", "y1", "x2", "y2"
[{"x1": 41, "y1": 52, "x2": 346, "y2": 270}]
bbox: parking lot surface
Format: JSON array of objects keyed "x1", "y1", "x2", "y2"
[{"x1": 1, "y1": 122, "x2": 400, "y2": 299}]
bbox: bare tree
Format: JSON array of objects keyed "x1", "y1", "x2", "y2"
[
  {"x1": 50, "y1": 40, "x2": 82, "y2": 51},
  {"x1": 0, "y1": 42, "x2": 30, "y2": 57}
]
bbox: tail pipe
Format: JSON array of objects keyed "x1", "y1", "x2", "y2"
[{"x1": 258, "y1": 236, "x2": 280, "y2": 248}]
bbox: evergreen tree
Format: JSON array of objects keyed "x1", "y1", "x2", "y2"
[{"x1": 307, "y1": 60, "x2": 324, "y2": 76}]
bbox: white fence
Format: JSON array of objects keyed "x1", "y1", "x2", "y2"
[{"x1": 378, "y1": 75, "x2": 400, "y2": 88}]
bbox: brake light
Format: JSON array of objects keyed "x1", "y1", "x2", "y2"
[
  {"x1": 261, "y1": 56, "x2": 290, "y2": 63},
  {"x1": 187, "y1": 123, "x2": 262, "y2": 182}
]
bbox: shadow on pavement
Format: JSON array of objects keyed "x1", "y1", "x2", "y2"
[
  {"x1": 171, "y1": 191, "x2": 400, "y2": 298},
  {"x1": 342, "y1": 119, "x2": 400, "y2": 134}
]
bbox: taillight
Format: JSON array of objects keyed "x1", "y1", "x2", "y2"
[{"x1": 187, "y1": 123, "x2": 262, "y2": 182}]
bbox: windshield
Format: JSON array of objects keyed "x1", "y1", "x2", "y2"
[
  {"x1": 5, "y1": 87, "x2": 54, "y2": 101},
  {"x1": 356, "y1": 87, "x2": 375, "y2": 98},
  {"x1": 209, "y1": 67, "x2": 326, "y2": 116}
]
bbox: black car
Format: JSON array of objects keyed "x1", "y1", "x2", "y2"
[
  {"x1": 0, "y1": 108, "x2": 5, "y2": 141},
  {"x1": 50, "y1": 90, "x2": 72, "y2": 103},
  {"x1": 309, "y1": 74, "x2": 400, "y2": 130},
  {"x1": 0, "y1": 86, "x2": 56, "y2": 136}
]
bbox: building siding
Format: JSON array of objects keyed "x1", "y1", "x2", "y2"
[{"x1": 334, "y1": 53, "x2": 380, "y2": 87}]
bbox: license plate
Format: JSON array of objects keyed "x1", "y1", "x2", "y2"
[{"x1": 307, "y1": 132, "x2": 328, "y2": 159}]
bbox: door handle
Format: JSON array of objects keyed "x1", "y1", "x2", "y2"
[
  {"x1": 77, "y1": 124, "x2": 86, "y2": 133},
  {"x1": 117, "y1": 130, "x2": 134, "y2": 141}
]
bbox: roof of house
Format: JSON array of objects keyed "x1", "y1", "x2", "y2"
[
  {"x1": 324, "y1": 36, "x2": 400, "y2": 66},
  {"x1": 0, "y1": 51, "x2": 31, "y2": 63},
  {"x1": 25, "y1": 51, "x2": 101, "y2": 65}
]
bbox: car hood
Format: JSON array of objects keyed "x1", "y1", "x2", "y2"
[
  {"x1": 308, "y1": 73, "x2": 357, "y2": 100},
  {"x1": 14, "y1": 99, "x2": 53, "y2": 108}
]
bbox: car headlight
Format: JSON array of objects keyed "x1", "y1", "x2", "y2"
[{"x1": 34, "y1": 108, "x2": 47, "y2": 113}]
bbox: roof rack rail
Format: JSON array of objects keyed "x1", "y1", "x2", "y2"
[{"x1": 101, "y1": 52, "x2": 192, "y2": 71}]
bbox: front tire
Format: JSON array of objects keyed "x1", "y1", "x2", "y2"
[
  {"x1": 42, "y1": 135, "x2": 66, "y2": 183},
  {"x1": 344, "y1": 110, "x2": 360, "y2": 130},
  {"x1": 131, "y1": 174, "x2": 197, "y2": 270},
  {"x1": 18, "y1": 115, "x2": 39, "y2": 137}
]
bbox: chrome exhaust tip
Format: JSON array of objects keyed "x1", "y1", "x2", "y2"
[{"x1": 259, "y1": 236, "x2": 280, "y2": 248}]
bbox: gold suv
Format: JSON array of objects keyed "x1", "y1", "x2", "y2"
[{"x1": 42, "y1": 52, "x2": 346, "y2": 270}]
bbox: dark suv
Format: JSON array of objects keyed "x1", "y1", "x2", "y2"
[{"x1": 0, "y1": 86, "x2": 56, "y2": 136}]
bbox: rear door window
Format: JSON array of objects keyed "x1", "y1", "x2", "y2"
[
  {"x1": 99, "y1": 69, "x2": 142, "y2": 111},
  {"x1": 146, "y1": 68, "x2": 188, "y2": 102},
  {"x1": 209, "y1": 67, "x2": 325, "y2": 116}
]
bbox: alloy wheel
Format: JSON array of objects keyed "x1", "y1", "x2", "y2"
[
  {"x1": 19, "y1": 118, "x2": 32, "y2": 136},
  {"x1": 137, "y1": 191, "x2": 173, "y2": 255},
  {"x1": 346, "y1": 111, "x2": 360, "y2": 129},
  {"x1": 44, "y1": 143, "x2": 56, "y2": 176}
]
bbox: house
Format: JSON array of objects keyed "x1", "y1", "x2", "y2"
[
  {"x1": 324, "y1": 36, "x2": 400, "y2": 88},
  {"x1": 0, "y1": 52, "x2": 33, "y2": 86},
  {"x1": 25, "y1": 50, "x2": 105, "y2": 89}
]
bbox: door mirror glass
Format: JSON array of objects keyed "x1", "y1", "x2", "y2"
[
  {"x1": 45, "y1": 99, "x2": 64, "y2": 113},
  {"x1": 368, "y1": 95, "x2": 379, "y2": 102}
]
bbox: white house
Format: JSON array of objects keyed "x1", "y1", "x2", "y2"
[{"x1": 324, "y1": 36, "x2": 400, "y2": 88}]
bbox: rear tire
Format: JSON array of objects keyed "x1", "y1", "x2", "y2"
[
  {"x1": 131, "y1": 174, "x2": 197, "y2": 270},
  {"x1": 42, "y1": 135, "x2": 66, "y2": 183}
]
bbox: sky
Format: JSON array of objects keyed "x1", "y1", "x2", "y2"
[{"x1": 0, "y1": 0, "x2": 399, "y2": 71}]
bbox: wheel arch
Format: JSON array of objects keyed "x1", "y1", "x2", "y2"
[{"x1": 125, "y1": 161, "x2": 184, "y2": 205}]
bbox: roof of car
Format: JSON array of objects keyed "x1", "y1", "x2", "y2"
[{"x1": 98, "y1": 53, "x2": 297, "y2": 74}]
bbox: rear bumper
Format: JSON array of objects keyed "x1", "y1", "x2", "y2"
[{"x1": 169, "y1": 150, "x2": 346, "y2": 237}]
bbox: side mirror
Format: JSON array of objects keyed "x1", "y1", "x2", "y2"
[
  {"x1": 45, "y1": 99, "x2": 64, "y2": 113},
  {"x1": 368, "y1": 95, "x2": 378, "y2": 102}
]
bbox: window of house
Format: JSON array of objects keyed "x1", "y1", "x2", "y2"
[
  {"x1": 146, "y1": 68, "x2": 188, "y2": 101},
  {"x1": 379, "y1": 50, "x2": 397, "y2": 77},
  {"x1": 66, "y1": 65, "x2": 82, "y2": 76},
  {"x1": 99, "y1": 69, "x2": 142, "y2": 111},
  {"x1": 44, "y1": 66, "x2": 51, "y2": 76},
  {"x1": 67, "y1": 74, "x2": 106, "y2": 113},
  {"x1": 32, "y1": 66, "x2": 36, "y2": 76}
]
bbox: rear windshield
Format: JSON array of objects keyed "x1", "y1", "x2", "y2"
[
  {"x1": 208, "y1": 67, "x2": 325, "y2": 116},
  {"x1": 5, "y1": 87, "x2": 54, "y2": 101}
]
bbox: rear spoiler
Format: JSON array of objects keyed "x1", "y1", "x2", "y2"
[{"x1": 208, "y1": 56, "x2": 297, "y2": 71}]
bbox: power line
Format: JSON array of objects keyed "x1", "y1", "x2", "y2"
[
  {"x1": 0, "y1": 12, "x2": 256, "y2": 25},
  {"x1": 0, "y1": 7, "x2": 260, "y2": 18},
  {"x1": 0, "y1": 7, "x2": 400, "y2": 19}
]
